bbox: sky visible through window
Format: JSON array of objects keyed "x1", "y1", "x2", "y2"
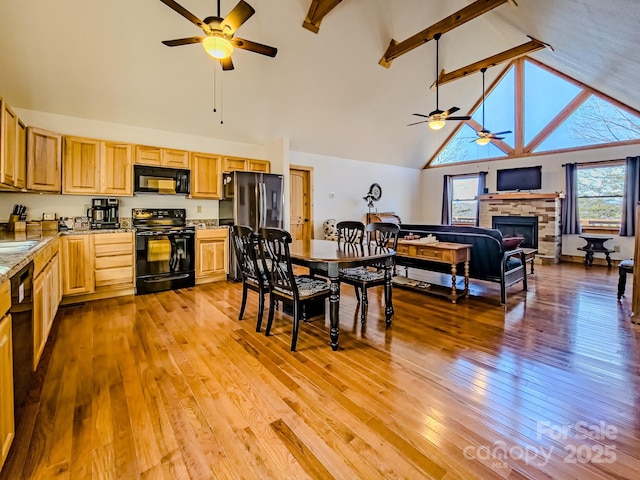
[{"x1": 431, "y1": 59, "x2": 640, "y2": 166}]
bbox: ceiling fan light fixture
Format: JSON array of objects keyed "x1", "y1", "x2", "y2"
[
  {"x1": 428, "y1": 119, "x2": 446, "y2": 130},
  {"x1": 202, "y1": 35, "x2": 234, "y2": 59},
  {"x1": 476, "y1": 136, "x2": 492, "y2": 146}
]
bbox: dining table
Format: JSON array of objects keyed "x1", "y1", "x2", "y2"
[{"x1": 289, "y1": 239, "x2": 396, "y2": 351}]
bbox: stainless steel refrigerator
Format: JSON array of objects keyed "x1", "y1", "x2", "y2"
[{"x1": 219, "y1": 171, "x2": 285, "y2": 280}]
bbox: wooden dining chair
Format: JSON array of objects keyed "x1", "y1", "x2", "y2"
[
  {"x1": 229, "y1": 225, "x2": 270, "y2": 332},
  {"x1": 257, "y1": 227, "x2": 331, "y2": 351},
  {"x1": 337, "y1": 221, "x2": 365, "y2": 244},
  {"x1": 339, "y1": 222, "x2": 400, "y2": 322}
]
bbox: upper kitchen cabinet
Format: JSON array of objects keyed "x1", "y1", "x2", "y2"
[
  {"x1": 135, "y1": 145, "x2": 189, "y2": 169},
  {"x1": 0, "y1": 98, "x2": 27, "y2": 191},
  {"x1": 101, "y1": 142, "x2": 132, "y2": 195},
  {"x1": 63, "y1": 136, "x2": 100, "y2": 194},
  {"x1": 191, "y1": 152, "x2": 222, "y2": 199},
  {"x1": 63, "y1": 136, "x2": 133, "y2": 196},
  {"x1": 27, "y1": 127, "x2": 62, "y2": 192},
  {"x1": 15, "y1": 119, "x2": 26, "y2": 190},
  {"x1": 222, "y1": 156, "x2": 270, "y2": 173}
]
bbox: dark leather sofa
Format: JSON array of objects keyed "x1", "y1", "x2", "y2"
[{"x1": 398, "y1": 224, "x2": 528, "y2": 304}]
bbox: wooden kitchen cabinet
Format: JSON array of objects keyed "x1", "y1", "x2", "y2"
[
  {"x1": 93, "y1": 232, "x2": 134, "y2": 292},
  {"x1": 63, "y1": 136, "x2": 101, "y2": 194},
  {"x1": 27, "y1": 127, "x2": 62, "y2": 192},
  {"x1": 247, "y1": 159, "x2": 270, "y2": 173},
  {"x1": 222, "y1": 156, "x2": 270, "y2": 173},
  {"x1": 0, "y1": 99, "x2": 27, "y2": 191},
  {"x1": 191, "y1": 152, "x2": 222, "y2": 199},
  {"x1": 15, "y1": 119, "x2": 26, "y2": 190},
  {"x1": 101, "y1": 142, "x2": 132, "y2": 195},
  {"x1": 135, "y1": 145, "x2": 190, "y2": 169},
  {"x1": 196, "y1": 229, "x2": 229, "y2": 284},
  {"x1": 63, "y1": 136, "x2": 133, "y2": 195},
  {"x1": 0, "y1": 280, "x2": 14, "y2": 472},
  {"x1": 33, "y1": 239, "x2": 61, "y2": 368},
  {"x1": 61, "y1": 235, "x2": 94, "y2": 296}
]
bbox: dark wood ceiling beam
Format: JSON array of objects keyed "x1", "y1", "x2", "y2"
[
  {"x1": 303, "y1": 0, "x2": 345, "y2": 33},
  {"x1": 379, "y1": 0, "x2": 516, "y2": 68},
  {"x1": 431, "y1": 37, "x2": 550, "y2": 88}
]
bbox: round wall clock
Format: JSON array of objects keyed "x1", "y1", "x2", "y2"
[{"x1": 368, "y1": 183, "x2": 382, "y2": 201}]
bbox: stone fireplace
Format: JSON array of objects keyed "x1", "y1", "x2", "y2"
[{"x1": 478, "y1": 193, "x2": 563, "y2": 264}]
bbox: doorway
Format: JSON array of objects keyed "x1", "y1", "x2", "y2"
[{"x1": 289, "y1": 165, "x2": 313, "y2": 242}]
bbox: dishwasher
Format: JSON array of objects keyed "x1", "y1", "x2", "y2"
[{"x1": 10, "y1": 261, "x2": 34, "y2": 414}]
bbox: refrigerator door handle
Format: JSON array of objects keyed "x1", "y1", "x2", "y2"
[{"x1": 260, "y1": 182, "x2": 266, "y2": 227}]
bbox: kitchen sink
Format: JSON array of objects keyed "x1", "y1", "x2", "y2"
[{"x1": 0, "y1": 240, "x2": 39, "y2": 253}]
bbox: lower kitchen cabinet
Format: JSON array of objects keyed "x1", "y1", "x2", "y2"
[
  {"x1": 0, "y1": 280, "x2": 14, "y2": 471},
  {"x1": 33, "y1": 239, "x2": 61, "y2": 368},
  {"x1": 195, "y1": 229, "x2": 229, "y2": 284},
  {"x1": 93, "y1": 232, "x2": 134, "y2": 292},
  {"x1": 61, "y1": 235, "x2": 94, "y2": 296}
]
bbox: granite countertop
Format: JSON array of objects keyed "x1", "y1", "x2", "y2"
[{"x1": 0, "y1": 231, "x2": 61, "y2": 282}]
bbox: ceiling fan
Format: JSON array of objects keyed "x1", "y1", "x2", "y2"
[
  {"x1": 473, "y1": 67, "x2": 511, "y2": 145},
  {"x1": 159, "y1": 0, "x2": 277, "y2": 71},
  {"x1": 408, "y1": 33, "x2": 471, "y2": 130}
]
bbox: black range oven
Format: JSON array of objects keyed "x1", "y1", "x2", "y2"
[{"x1": 133, "y1": 208, "x2": 195, "y2": 294}]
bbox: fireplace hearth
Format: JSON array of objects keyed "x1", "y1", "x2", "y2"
[{"x1": 492, "y1": 216, "x2": 539, "y2": 248}]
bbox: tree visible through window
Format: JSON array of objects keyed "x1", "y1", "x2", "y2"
[
  {"x1": 451, "y1": 176, "x2": 479, "y2": 225},
  {"x1": 577, "y1": 163, "x2": 625, "y2": 228}
]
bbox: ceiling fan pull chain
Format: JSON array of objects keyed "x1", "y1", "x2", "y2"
[
  {"x1": 213, "y1": 63, "x2": 217, "y2": 113},
  {"x1": 220, "y1": 73, "x2": 224, "y2": 125}
]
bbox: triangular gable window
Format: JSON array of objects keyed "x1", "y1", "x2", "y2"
[{"x1": 427, "y1": 57, "x2": 640, "y2": 167}]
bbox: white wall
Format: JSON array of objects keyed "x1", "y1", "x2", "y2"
[
  {"x1": 421, "y1": 144, "x2": 640, "y2": 260},
  {"x1": 290, "y1": 151, "x2": 422, "y2": 239}
]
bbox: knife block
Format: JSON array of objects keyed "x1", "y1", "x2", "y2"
[{"x1": 7, "y1": 214, "x2": 26, "y2": 232}]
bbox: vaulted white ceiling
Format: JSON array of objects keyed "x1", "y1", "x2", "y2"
[{"x1": 1, "y1": 0, "x2": 638, "y2": 169}]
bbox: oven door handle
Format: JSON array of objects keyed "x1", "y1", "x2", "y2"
[{"x1": 143, "y1": 273, "x2": 192, "y2": 283}]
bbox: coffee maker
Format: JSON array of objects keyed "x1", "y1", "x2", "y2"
[{"x1": 88, "y1": 197, "x2": 120, "y2": 229}]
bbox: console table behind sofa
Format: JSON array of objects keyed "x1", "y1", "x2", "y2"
[{"x1": 398, "y1": 224, "x2": 528, "y2": 304}]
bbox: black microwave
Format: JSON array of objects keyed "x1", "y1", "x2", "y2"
[{"x1": 134, "y1": 165, "x2": 190, "y2": 195}]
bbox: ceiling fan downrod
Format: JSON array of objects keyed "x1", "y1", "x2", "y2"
[
  {"x1": 434, "y1": 33, "x2": 441, "y2": 112},
  {"x1": 481, "y1": 67, "x2": 487, "y2": 128}
]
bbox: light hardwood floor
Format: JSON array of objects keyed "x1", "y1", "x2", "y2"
[{"x1": 2, "y1": 262, "x2": 640, "y2": 479}]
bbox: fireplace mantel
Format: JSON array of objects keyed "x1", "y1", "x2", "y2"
[{"x1": 478, "y1": 192, "x2": 565, "y2": 201}]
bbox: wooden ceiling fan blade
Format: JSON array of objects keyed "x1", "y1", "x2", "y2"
[
  {"x1": 412, "y1": 113, "x2": 431, "y2": 118},
  {"x1": 491, "y1": 130, "x2": 512, "y2": 136},
  {"x1": 220, "y1": 56, "x2": 235, "y2": 71},
  {"x1": 231, "y1": 37, "x2": 277, "y2": 57},
  {"x1": 162, "y1": 36, "x2": 204, "y2": 47},
  {"x1": 446, "y1": 115, "x2": 472, "y2": 120},
  {"x1": 159, "y1": 0, "x2": 211, "y2": 34},
  {"x1": 407, "y1": 120, "x2": 429, "y2": 126},
  {"x1": 442, "y1": 106, "x2": 460, "y2": 116},
  {"x1": 493, "y1": 136, "x2": 505, "y2": 140},
  {"x1": 221, "y1": 1, "x2": 255, "y2": 35}
]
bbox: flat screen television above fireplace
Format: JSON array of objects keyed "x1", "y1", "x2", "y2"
[{"x1": 496, "y1": 166, "x2": 542, "y2": 192}]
